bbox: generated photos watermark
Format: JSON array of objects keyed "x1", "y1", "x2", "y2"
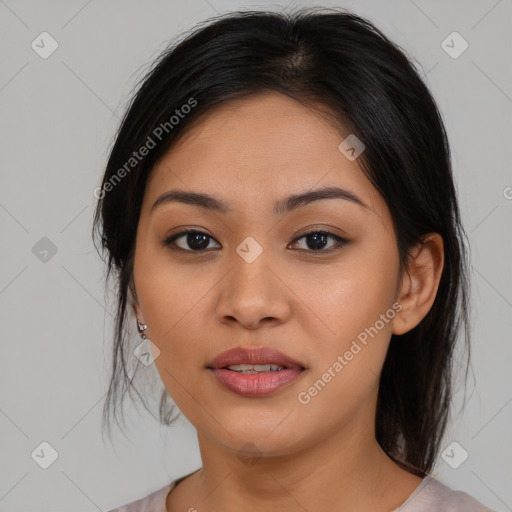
[
  {"x1": 93, "y1": 97, "x2": 198, "y2": 199},
  {"x1": 297, "y1": 301, "x2": 403, "y2": 405}
]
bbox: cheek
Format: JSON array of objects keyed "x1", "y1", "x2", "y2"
[
  {"x1": 293, "y1": 236, "x2": 400, "y2": 349},
  {"x1": 294, "y1": 258, "x2": 398, "y2": 430},
  {"x1": 138, "y1": 279, "x2": 209, "y2": 357},
  {"x1": 133, "y1": 244, "x2": 196, "y2": 349},
  {"x1": 290, "y1": 241, "x2": 400, "y2": 418},
  {"x1": 134, "y1": 258, "x2": 211, "y2": 409}
]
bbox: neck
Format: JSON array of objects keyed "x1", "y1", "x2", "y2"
[{"x1": 180, "y1": 410, "x2": 423, "y2": 512}]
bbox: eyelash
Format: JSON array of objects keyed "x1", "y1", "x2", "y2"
[{"x1": 162, "y1": 229, "x2": 348, "y2": 255}]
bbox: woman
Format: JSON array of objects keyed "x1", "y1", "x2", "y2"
[{"x1": 94, "y1": 8, "x2": 495, "y2": 512}]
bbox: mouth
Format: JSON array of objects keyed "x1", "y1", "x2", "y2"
[
  {"x1": 206, "y1": 346, "x2": 306, "y2": 397},
  {"x1": 216, "y1": 363, "x2": 302, "y2": 374},
  {"x1": 206, "y1": 345, "x2": 306, "y2": 372}
]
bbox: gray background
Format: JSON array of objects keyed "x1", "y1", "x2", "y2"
[{"x1": 0, "y1": 0, "x2": 511, "y2": 511}]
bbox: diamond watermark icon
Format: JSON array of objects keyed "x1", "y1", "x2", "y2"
[
  {"x1": 31, "y1": 441, "x2": 59, "y2": 469},
  {"x1": 31, "y1": 31, "x2": 59, "y2": 59},
  {"x1": 441, "y1": 441, "x2": 469, "y2": 469},
  {"x1": 236, "y1": 236, "x2": 263, "y2": 263},
  {"x1": 134, "y1": 338, "x2": 161, "y2": 366},
  {"x1": 237, "y1": 442, "x2": 262, "y2": 466},
  {"x1": 338, "y1": 134, "x2": 365, "y2": 161},
  {"x1": 441, "y1": 32, "x2": 468, "y2": 59},
  {"x1": 32, "y1": 237, "x2": 58, "y2": 263}
]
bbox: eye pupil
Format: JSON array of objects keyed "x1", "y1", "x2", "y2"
[
  {"x1": 306, "y1": 232, "x2": 328, "y2": 250},
  {"x1": 188, "y1": 232, "x2": 210, "y2": 250}
]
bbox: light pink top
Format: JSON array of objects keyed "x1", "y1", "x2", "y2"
[{"x1": 108, "y1": 472, "x2": 495, "y2": 512}]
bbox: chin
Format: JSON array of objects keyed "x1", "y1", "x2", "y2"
[{"x1": 212, "y1": 420, "x2": 310, "y2": 457}]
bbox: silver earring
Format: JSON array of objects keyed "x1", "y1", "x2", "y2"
[{"x1": 137, "y1": 319, "x2": 148, "y2": 338}]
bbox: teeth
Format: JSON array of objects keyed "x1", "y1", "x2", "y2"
[{"x1": 226, "y1": 364, "x2": 286, "y2": 373}]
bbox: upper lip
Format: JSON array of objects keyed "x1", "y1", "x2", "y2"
[{"x1": 207, "y1": 346, "x2": 306, "y2": 369}]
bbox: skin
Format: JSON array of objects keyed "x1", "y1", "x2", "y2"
[{"x1": 131, "y1": 90, "x2": 444, "y2": 512}]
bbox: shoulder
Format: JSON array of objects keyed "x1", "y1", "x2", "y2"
[
  {"x1": 106, "y1": 481, "x2": 176, "y2": 512},
  {"x1": 398, "y1": 475, "x2": 495, "y2": 512}
]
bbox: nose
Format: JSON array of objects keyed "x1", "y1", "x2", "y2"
[{"x1": 215, "y1": 246, "x2": 292, "y2": 330}]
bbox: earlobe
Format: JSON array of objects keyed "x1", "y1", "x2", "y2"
[
  {"x1": 132, "y1": 302, "x2": 145, "y2": 325},
  {"x1": 391, "y1": 233, "x2": 444, "y2": 336},
  {"x1": 128, "y1": 277, "x2": 146, "y2": 325}
]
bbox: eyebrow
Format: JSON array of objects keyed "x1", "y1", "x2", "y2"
[{"x1": 150, "y1": 186, "x2": 370, "y2": 216}]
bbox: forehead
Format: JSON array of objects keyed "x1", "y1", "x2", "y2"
[{"x1": 144, "y1": 91, "x2": 382, "y2": 216}]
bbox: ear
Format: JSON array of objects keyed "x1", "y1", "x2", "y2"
[
  {"x1": 128, "y1": 275, "x2": 146, "y2": 325},
  {"x1": 391, "y1": 233, "x2": 444, "y2": 335}
]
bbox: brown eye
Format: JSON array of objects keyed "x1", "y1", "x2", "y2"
[
  {"x1": 290, "y1": 231, "x2": 348, "y2": 253},
  {"x1": 163, "y1": 230, "x2": 220, "y2": 252}
]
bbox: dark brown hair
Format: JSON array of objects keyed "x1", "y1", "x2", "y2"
[{"x1": 92, "y1": 7, "x2": 471, "y2": 476}]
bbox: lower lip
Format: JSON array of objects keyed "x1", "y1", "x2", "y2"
[{"x1": 208, "y1": 367, "x2": 305, "y2": 397}]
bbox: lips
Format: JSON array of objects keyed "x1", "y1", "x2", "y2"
[
  {"x1": 207, "y1": 346, "x2": 307, "y2": 398},
  {"x1": 207, "y1": 346, "x2": 306, "y2": 370}
]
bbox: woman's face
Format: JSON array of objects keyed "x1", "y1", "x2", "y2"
[{"x1": 132, "y1": 90, "x2": 403, "y2": 457}]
